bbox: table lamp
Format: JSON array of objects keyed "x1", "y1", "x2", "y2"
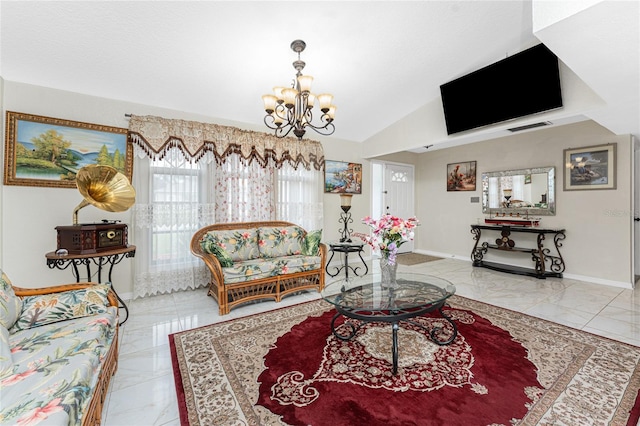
[{"x1": 339, "y1": 194, "x2": 353, "y2": 242}]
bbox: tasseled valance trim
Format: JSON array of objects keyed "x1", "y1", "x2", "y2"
[{"x1": 127, "y1": 115, "x2": 325, "y2": 171}]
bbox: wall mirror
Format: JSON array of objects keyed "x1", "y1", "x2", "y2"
[{"x1": 482, "y1": 166, "x2": 556, "y2": 215}]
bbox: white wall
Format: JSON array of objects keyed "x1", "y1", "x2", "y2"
[
  {"x1": 0, "y1": 81, "x2": 366, "y2": 296},
  {"x1": 376, "y1": 121, "x2": 633, "y2": 287}
]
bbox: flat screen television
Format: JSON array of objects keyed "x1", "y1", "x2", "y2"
[{"x1": 440, "y1": 43, "x2": 562, "y2": 135}]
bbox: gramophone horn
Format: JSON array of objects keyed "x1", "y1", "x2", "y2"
[{"x1": 72, "y1": 165, "x2": 136, "y2": 225}]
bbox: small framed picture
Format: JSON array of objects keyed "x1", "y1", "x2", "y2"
[
  {"x1": 324, "y1": 160, "x2": 362, "y2": 194},
  {"x1": 4, "y1": 111, "x2": 132, "y2": 188},
  {"x1": 447, "y1": 161, "x2": 477, "y2": 191},
  {"x1": 563, "y1": 143, "x2": 616, "y2": 191}
]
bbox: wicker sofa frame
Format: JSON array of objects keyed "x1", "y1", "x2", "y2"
[
  {"x1": 12, "y1": 282, "x2": 119, "y2": 426},
  {"x1": 191, "y1": 221, "x2": 326, "y2": 315}
]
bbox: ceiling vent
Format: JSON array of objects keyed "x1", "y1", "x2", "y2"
[{"x1": 507, "y1": 121, "x2": 553, "y2": 132}]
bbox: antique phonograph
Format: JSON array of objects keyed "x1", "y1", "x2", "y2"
[{"x1": 55, "y1": 165, "x2": 136, "y2": 255}]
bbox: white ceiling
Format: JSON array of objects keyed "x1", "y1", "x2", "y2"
[{"x1": 0, "y1": 1, "x2": 638, "y2": 148}]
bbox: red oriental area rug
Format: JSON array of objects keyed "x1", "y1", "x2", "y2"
[{"x1": 169, "y1": 297, "x2": 640, "y2": 426}]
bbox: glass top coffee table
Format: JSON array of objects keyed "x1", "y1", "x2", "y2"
[{"x1": 321, "y1": 272, "x2": 457, "y2": 375}]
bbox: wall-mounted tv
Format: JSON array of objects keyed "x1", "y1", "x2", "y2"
[{"x1": 440, "y1": 43, "x2": 562, "y2": 135}]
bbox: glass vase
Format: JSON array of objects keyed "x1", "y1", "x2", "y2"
[{"x1": 380, "y1": 252, "x2": 398, "y2": 285}]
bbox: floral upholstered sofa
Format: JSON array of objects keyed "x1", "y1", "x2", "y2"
[
  {"x1": 191, "y1": 221, "x2": 326, "y2": 315},
  {"x1": 0, "y1": 271, "x2": 119, "y2": 426}
]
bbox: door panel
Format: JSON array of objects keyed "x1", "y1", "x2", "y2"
[{"x1": 383, "y1": 163, "x2": 415, "y2": 253}]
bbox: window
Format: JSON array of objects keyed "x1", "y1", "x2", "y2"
[{"x1": 149, "y1": 155, "x2": 204, "y2": 267}]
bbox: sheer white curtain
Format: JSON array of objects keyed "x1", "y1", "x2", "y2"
[
  {"x1": 214, "y1": 155, "x2": 275, "y2": 223},
  {"x1": 512, "y1": 175, "x2": 525, "y2": 200},
  {"x1": 277, "y1": 162, "x2": 323, "y2": 230},
  {"x1": 131, "y1": 147, "x2": 214, "y2": 298}
]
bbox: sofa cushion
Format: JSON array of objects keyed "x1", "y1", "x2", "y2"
[
  {"x1": 10, "y1": 283, "x2": 110, "y2": 333},
  {"x1": 201, "y1": 229, "x2": 260, "y2": 262},
  {"x1": 258, "y1": 226, "x2": 306, "y2": 258},
  {"x1": 199, "y1": 235, "x2": 234, "y2": 267},
  {"x1": 302, "y1": 229, "x2": 322, "y2": 256},
  {"x1": 0, "y1": 271, "x2": 22, "y2": 330},
  {"x1": 0, "y1": 326, "x2": 13, "y2": 380},
  {"x1": 2, "y1": 307, "x2": 117, "y2": 426},
  {"x1": 222, "y1": 255, "x2": 322, "y2": 284}
]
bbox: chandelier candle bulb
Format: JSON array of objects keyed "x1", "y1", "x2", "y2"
[
  {"x1": 283, "y1": 88, "x2": 298, "y2": 108},
  {"x1": 262, "y1": 95, "x2": 277, "y2": 114},
  {"x1": 317, "y1": 93, "x2": 333, "y2": 112},
  {"x1": 306, "y1": 93, "x2": 316, "y2": 110},
  {"x1": 327, "y1": 105, "x2": 337, "y2": 121},
  {"x1": 298, "y1": 75, "x2": 313, "y2": 93},
  {"x1": 273, "y1": 87, "x2": 285, "y2": 102}
]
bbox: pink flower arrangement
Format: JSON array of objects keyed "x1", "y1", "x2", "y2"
[{"x1": 355, "y1": 215, "x2": 419, "y2": 265}]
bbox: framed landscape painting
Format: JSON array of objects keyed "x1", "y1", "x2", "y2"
[
  {"x1": 4, "y1": 111, "x2": 132, "y2": 188},
  {"x1": 563, "y1": 143, "x2": 616, "y2": 191},
  {"x1": 324, "y1": 160, "x2": 362, "y2": 194}
]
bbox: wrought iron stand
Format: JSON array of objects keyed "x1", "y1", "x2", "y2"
[
  {"x1": 45, "y1": 245, "x2": 136, "y2": 325},
  {"x1": 325, "y1": 242, "x2": 368, "y2": 279}
]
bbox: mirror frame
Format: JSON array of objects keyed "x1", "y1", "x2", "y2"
[{"x1": 482, "y1": 166, "x2": 556, "y2": 216}]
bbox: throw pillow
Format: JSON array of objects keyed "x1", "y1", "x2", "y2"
[
  {"x1": 0, "y1": 326, "x2": 13, "y2": 379},
  {"x1": 0, "y1": 271, "x2": 22, "y2": 330},
  {"x1": 302, "y1": 229, "x2": 322, "y2": 256},
  {"x1": 259, "y1": 226, "x2": 306, "y2": 257},
  {"x1": 200, "y1": 234, "x2": 234, "y2": 267},
  {"x1": 10, "y1": 283, "x2": 110, "y2": 332},
  {"x1": 202, "y1": 229, "x2": 260, "y2": 262}
]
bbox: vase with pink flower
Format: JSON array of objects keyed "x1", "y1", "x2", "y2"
[{"x1": 354, "y1": 214, "x2": 419, "y2": 285}]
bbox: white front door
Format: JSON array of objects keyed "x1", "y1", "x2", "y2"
[{"x1": 383, "y1": 162, "x2": 415, "y2": 253}]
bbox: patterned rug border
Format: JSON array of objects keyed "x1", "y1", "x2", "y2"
[{"x1": 169, "y1": 295, "x2": 640, "y2": 426}]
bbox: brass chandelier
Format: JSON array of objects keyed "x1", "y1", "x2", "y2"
[{"x1": 262, "y1": 40, "x2": 336, "y2": 140}]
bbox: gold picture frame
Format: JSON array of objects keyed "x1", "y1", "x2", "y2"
[
  {"x1": 4, "y1": 111, "x2": 132, "y2": 188},
  {"x1": 563, "y1": 143, "x2": 616, "y2": 191}
]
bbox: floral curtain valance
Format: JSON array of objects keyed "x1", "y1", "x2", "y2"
[{"x1": 127, "y1": 115, "x2": 324, "y2": 171}]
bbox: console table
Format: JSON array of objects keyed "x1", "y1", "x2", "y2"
[
  {"x1": 45, "y1": 245, "x2": 136, "y2": 324},
  {"x1": 470, "y1": 225, "x2": 565, "y2": 279}
]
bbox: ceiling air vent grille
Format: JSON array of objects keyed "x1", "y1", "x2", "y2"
[{"x1": 507, "y1": 121, "x2": 552, "y2": 132}]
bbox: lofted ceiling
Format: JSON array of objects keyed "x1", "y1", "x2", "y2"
[{"x1": 0, "y1": 1, "x2": 638, "y2": 149}]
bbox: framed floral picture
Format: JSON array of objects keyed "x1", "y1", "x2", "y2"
[
  {"x1": 4, "y1": 111, "x2": 132, "y2": 188},
  {"x1": 324, "y1": 160, "x2": 362, "y2": 194},
  {"x1": 563, "y1": 143, "x2": 616, "y2": 191},
  {"x1": 447, "y1": 161, "x2": 477, "y2": 191}
]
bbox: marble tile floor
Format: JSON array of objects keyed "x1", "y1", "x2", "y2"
[{"x1": 101, "y1": 258, "x2": 640, "y2": 425}]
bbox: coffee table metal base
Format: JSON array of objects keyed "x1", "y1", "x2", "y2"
[{"x1": 329, "y1": 303, "x2": 458, "y2": 375}]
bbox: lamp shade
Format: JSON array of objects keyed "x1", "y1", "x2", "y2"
[
  {"x1": 297, "y1": 75, "x2": 313, "y2": 93},
  {"x1": 273, "y1": 86, "x2": 285, "y2": 102},
  {"x1": 326, "y1": 105, "x2": 337, "y2": 121},
  {"x1": 262, "y1": 95, "x2": 277, "y2": 113},
  {"x1": 282, "y1": 88, "x2": 298, "y2": 108},
  {"x1": 340, "y1": 193, "x2": 353, "y2": 212},
  {"x1": 317, "y1": 93, "x2": 333, "y2": 112}
]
